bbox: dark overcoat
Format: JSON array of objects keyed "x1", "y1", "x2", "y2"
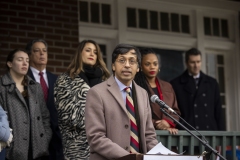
[
  {"x1": 0, "y1": 73, "x2": 52, "y2": 160},
  {"x1": 170, "y1": 70, "x2": 223, "y2": 131}
]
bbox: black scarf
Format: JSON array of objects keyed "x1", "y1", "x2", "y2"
[{"x1": 79, "y1": 65, "x2": 103, "y2": 87}]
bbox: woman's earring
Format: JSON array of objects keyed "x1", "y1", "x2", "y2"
[{"x1": 159, "y1": 69, "x2": 160, "y2": 72}]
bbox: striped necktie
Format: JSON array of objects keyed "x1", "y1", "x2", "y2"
[{"x1": 125, "y1": 87, "x2": 139, "y2": 153}]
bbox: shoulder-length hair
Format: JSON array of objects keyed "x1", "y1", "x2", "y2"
[{"x1": 67, "y1": 39, "x2": 110, "y2": 80}]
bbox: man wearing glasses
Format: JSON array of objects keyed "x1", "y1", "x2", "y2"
[{"x1": 85, "y1": 44, "x2": 158, "y2": 160}]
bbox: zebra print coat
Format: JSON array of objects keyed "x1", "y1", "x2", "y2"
[{"x1": 54, "y1": 73, "x2": 90, "y2": 160}]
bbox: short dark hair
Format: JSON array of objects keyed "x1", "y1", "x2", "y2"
[
  {"x1": 185, "y1": 48, "x2": 201, "y2": 63},
  {"x1": 112, "y1": 44, "x2": 141, "y2": 65},
  {"x1": 139, "y1": 48, "x2": 161, "y2": 67},
  {"x1": 25, "y1": 39, "x2": 48, "y2": 55}
]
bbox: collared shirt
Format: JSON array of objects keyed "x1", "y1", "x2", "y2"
[
  {"x1": 114, "y1": 76, "x2": 132, "y2": 105},
  {"x1": 30, "y1": 66, "x2": 49, "y2": 87},
  {"x1": 188, "y1": 72, "x2": 200, "y2": 79}
]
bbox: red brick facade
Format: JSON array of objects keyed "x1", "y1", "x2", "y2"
[{"x1": 0, "y1": 0, "x2": 79, "y2": 75}]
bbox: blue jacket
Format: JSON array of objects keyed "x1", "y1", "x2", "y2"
[{"x1": 0, "y1": 105, "x2": 10, "y2": 142}]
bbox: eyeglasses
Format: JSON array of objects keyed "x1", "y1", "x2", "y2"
[{"x1": 116, "y1": 58, "x2": 138, "y2": 66}]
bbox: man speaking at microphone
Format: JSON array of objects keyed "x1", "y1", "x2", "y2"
[{"x1": 85, "y1": 44, "x2": 158, "y2": 160}]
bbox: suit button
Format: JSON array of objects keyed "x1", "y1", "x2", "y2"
[
  {"x1": 36, "y1": 101, "x2": 37, "y2": 104},
  {"x1": 194, "y1": 104, "x2": 197, "y2": 107},
  {"x1": 206, "y1": 126, "x2": 209, "y2": 129},
  {"x1": 195, "y1": 115, "x2": 198, "y2": 118},
  {"x1": 37, "y1": 116, "x2": 40, "y2": 120},
  {"x1": 204, "y1": 103, "x2": 207, "y2": 107},
  {"x1": 205, "y1": 114, "x2": 208, "y2": 117},
  {"x1": 125, "y1": 146, "x2": 128, "y2": 150},
  {"x1": 40, "y1": 133, "x2": 44, "y2": 137},
  {"x1": 202, "y1": 93, "x2": 206, "y2": 97},
  {"x1": 23, "y1": 138, "x2": 27, "y2": 140},
  {"x1": 196, "y1": 126, "x2": 199, "y2": 129},
  {"x1": 23, "y1": 121, "x2": 27, "y2": 124},
  {"x1": 125, "y1": 125, "x2": 128, "y2": 129}
]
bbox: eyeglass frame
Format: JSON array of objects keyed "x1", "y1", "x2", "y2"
[{"x1": 115, "y1": 58, "x2": 138, "y2": 66}]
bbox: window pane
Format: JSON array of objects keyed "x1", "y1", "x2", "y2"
[
  {"x1": 218, "y1": 67, "x2": 225, "y2": 93},
  {"x1": 150, "y1": 11, "x2": 158, "y2": 30},
  {"x1": 204, "y1": 17, "x2": 211, "y2": 35},
  {"x1": 127, "y1": 8, "x2": 136, "y2": 27},
  {"x1": 138, "y1": 9, "x2": 148, "y2": 29},
  {"x1": 99, "y1": 44, "x2": 106, "y2": 56},
  {"x1": 213, "y1": 18, "x2": 220, "y2": 36},
  {"x1": 102, "y1": 4, "x2": 111, "y2": 24},
  {"x1": 99, "y1": 44, "x2": 107, "y2": 64},
  {"x1": 160, "y1": 12, "x2": 169, "y2": 31},
  {"x1": 91, "y1": 2, "x2": 99, "y2": 23},
  {"x1": 217, "y1": 55, "x2": 224, "y2": 65},
  {"x1": 181, "y1": 15, "x2": 190, "y2": 33},
  {"x1": 171, "y1": 13, "x2": 180, "y2": 32},
  {"x1": 221, "y1": 19, "x2": 229, "y2": 38},
  {"x1": 79, "y1": 1, "x2": 88, "y2": 22}
]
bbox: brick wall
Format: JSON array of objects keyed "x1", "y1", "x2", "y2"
[{"x1": 0, "y1": 0, "x2": 79, "y2": 75}]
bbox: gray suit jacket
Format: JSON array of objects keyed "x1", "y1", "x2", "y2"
[
  {"x1": 85, "y1": 75, "x2": 158, "y2": 160},
  {"x1": 0, "y1": 73, "x2": 52, "y2": 160}
]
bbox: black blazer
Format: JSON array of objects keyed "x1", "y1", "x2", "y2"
[
  {"x1": 170, "y1": 70, "x2": 224, "y2": 131},
  {"x1": 28, "y1": 69, "x2": 64, "y2": 160}
]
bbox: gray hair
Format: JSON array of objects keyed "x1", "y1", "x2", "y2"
[{"x1": 25, "y1": 39, "x2": 48, "y2": 55}]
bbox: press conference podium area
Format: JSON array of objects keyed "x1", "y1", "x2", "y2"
[{"x1": 116, "y1": 154, "x2": 203, "y2": 160}]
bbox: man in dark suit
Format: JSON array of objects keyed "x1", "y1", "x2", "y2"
[
  {"x1": 26, "y1": 39, "x2": 64, "y2": 160},
  {"x1": 85, "y1": 44, "x2": 158, "y2": 160},
  {"x1": 170, "y1": 48, "x2": 224, "y2": 131}
]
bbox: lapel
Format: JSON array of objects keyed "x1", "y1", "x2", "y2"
[
  {"x1": 1, "y1": 73, "x2": 37, "y2": 112},
  {"x1": 27, "y1": 78, "x2": 38, "y2": 117},
  {"x1": 180, "y1": 71, "x2": 196, "y2": 94},
  {"x1": 106, "y1": 75, "x2": 129, "y2": 116},
  {"x1": 27, "y1": 69, "x2": 35, "y2": 81}
]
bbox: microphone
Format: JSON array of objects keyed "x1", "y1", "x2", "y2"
[{"x1": 150, "y1": 95, "x2": 177, "y2": 114}]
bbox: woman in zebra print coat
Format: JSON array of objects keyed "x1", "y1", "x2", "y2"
[{"x1": 54, "y1": 40, "x2": 110, "y2": 160}]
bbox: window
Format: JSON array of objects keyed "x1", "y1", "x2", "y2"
[
  {"x1": 204, "y1": 16, "x2": 229, "y2": 38},
  {"x1": 150, "y1": 11, "x2": 158, "y2": 30},
  {"x1": 99, "y1": 44, "x2": 107, "y2": 64},
  {"x1": 79, "y1": 0, "x2": 111, "y2": 25},
  {"x1": 160, "y1": 12, "x2": 169, "y2": 31},
  {"x1": 171, "y1": 13, "x2": 180, "y2": 32},
  {"x1": 79, "y1": 1, "x2": 88, "y2": 22},
  {"x1": 127, "y1": 7, "x2": 190, "y2": 34},
  {"x1": 91, "y1": 2, "x2": 100, "y2": 23},
  {"x1": 138, "y1": 9, "x2": 148, "y2": 29},
  {"x1": 127, "y1": 8, "x2": 137, "y2": 28},
  {"x1": 206, "y1": 54, "x2": 226, "y2": 129}
]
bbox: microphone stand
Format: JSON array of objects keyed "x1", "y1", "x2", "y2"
[{"x1": 159, "y1": 107, "x2": 227, "y2": 160}]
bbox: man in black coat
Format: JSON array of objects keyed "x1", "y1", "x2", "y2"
[
  {"x1": 26, "y1": 39, "x2": 64, "y2": 160},
  {"x1": 170, "y1": 48, "x2": 224, "y2": 131}
]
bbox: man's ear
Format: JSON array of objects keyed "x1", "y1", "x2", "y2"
[
  {"x1": 136, "y1": 67, "x2": 139, "y2": 72},
  {"x1": 112, "y1": 63, "x2": 115, "y2": 71}
]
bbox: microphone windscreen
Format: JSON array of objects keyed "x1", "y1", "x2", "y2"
[{"x1": 150, "y1": 95, "x2": 158, "y2": 103}]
